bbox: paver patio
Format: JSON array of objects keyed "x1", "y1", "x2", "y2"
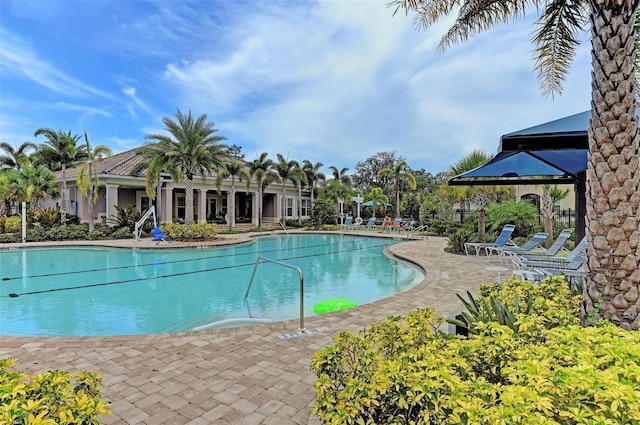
[{"x1": 0, "y1": 231, "x2": 491, "y2": 424}]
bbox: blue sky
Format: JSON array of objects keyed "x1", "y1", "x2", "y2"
[{"x1": 0, "y1": 0, "x2": 591, "y2": 174}]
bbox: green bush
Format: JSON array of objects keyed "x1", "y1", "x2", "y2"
[
  {"x1": 0, "y1": 357, "x2": 111, "y2": 424},
  {"x1": 44, "y1": 224, "x2": 89, "y2": 241},
  {"x1": 310, "y1": 199, "x2": 337, "y2": 229},
  {"x1": 447, "y1": 229, "x2": 472, "y2": 254},
  {"x1": 111, "y1": 226, "x2": 133, "y2": 239},
  {"x1": 4, "y1": 216, "x2": 21, "y2": 233},
  {"x1": 0, "y1": 233, "x2": 19, "y2": 243},
  {"x1": 161, "y1": 223, "x2": 218, "y2": 240},
  {"x1": 311, "y1": 278, "x2": 640, "y2": 424}
]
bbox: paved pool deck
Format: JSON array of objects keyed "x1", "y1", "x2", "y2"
[{"x1": 0, "y1": 230, "x2": 492, "y2": 424}]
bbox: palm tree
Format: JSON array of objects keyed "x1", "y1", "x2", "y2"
[
  {"x1": 365, "y1": 187, "x2": 390, "y2": 218},
  {"x1": 326, "y1": 166, "x2": 352, "y2": 222},
  {"x1": 446, "y1": 150, "x2": 498, "y2": 242},
  {"x1": 248, "y1": 153, "x2": 280, "y2": 228},
  {"x1": 0, "y1": 142, "x2": 37, "y2": 170},
  {"x1": 217, "y1": 160, "x2": 250, "y2": 230},
  {"x1": 273, "y1": 154, "x2": 300, "y2": 225},
  {"x1": 7, "y1": 165, "x2": 59, "y2": 215},
  {"x1": 392, "y1": 0, "x2": 640, "y2": 329},
  {"x1": 291, "y1": 165, "x2": 307, "y2": 225},
  {"x1": 77, "y1": 130, "x2": 112, "y2": 232},
  {"x1": 302, "y1": 160, "x2": 325, "y2": 206},
  {"x1": 377, "y1": 160, "x2": 417, "y2": 219},
  {"x1": 33, "y1": 129, "x2": 87, "y2": 224},
  {"x1": 138, "y1": 109, "x2": 228, "y2": 226}
]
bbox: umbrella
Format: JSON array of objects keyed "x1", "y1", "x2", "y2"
[{"x1": 362, "y1": 201, "x2": 390, "y2": 207}]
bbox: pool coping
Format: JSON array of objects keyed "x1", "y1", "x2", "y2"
[{"x1": 0, "y1": 231, "x2": 491, "y2": 424}]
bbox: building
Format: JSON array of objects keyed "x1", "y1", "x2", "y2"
[{"x1": 47, "y1": 149, "x2": 313, "y2": 228}]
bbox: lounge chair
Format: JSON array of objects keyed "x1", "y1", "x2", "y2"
[
  {"x1": 363, "y1": 217, "x2": 377, "y2": 230},
  {"x1": 486, "y1": 232, "x2": 548, "y2": 263},
  {"x1": 464, "y1": 224, "x2": 516, "y2": 257},
  {"x1": 340, "y1": 216, "x2": 354, "y2": 230},
  {"x1": 512, "y1": 238, "x2": 586, "y2": 270},
  {"x1": 152, "y1": 226, "x2": 170, "y2": 245},
  {"x1": 518, "y1": 229, "x2": 573, "y2": 260}
]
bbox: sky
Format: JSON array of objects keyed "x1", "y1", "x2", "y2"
[{"x1": 0, "y1": 0, "x2": 592, "y2": 175}]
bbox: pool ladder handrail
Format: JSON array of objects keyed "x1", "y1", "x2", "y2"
[{"x1": 245, "y1": 256, "x2": 304, "y2": 330}]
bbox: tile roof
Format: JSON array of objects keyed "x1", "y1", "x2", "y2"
[{"x1": 56, "y1": 148, "x2": 146, "y2": 180}]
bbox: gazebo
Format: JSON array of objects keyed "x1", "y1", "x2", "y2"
[{"x1": 448, "y1": 111, "x2": 589, "y2": 241}]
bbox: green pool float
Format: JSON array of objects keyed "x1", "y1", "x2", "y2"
[{"x1": 313, "y1": 297, "x2": 358, "y2": 315}]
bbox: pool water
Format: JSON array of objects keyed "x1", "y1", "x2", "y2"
[{"x1": 0, "y1": 234, "x2": 421, "y2": 336}]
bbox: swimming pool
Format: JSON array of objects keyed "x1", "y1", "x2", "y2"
[{"x1": 0, "y1": 234, "x2": 422, "y2": 337}]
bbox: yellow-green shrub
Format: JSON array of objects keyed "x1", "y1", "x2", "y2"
[
  {"x1": 0, "y1": 358, "x2": 111, "y2": 424},
  {"x1": 160, "y1": 222, "x2": 218, "y2": 240},
  {"x1": 311, "y1": 278, "x2": 640, "y2": 424},
  {"x1": 2, "y1": 216, "x2": 21, "y2": 234}
]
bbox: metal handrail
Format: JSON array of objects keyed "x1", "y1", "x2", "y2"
[{"x1": 245, "y1": 256, "x2": 305, "y2": 330}]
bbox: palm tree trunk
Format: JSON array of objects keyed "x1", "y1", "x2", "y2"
[
  {"x1": 395, "y1": 181, "x2": 400, "y2": 218},
  {"x1": 541, "y1": 186, "x2": 554, "y2": 248},
  {"x1": 281, "y1": 184, "x2": 287, "y2": 225},
  {"x1": 298, "y1": 185, "x2": 302, "y2": 225},
  {"x1": 185, "y1": 177, "x2": 194, "y2": 226},
  {"x1": 582, "y1": 1, "x2": 640, "y2": 330},
  {"x1": 87, "y1": 186, "x2": 95, "y2": 232},
  {"x1": 229, "y1": 177, "x2": 235, "y2": 231},
  {"x1": 60, "y1": 166, "x2": 67, "y2": 225},
  {"x1": 258, "y1": 186, "x2": 263, "y2": 228}
]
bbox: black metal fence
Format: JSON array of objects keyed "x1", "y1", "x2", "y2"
[{"x1": 550, "y1": 208, "x2": 575, "y2": 228}]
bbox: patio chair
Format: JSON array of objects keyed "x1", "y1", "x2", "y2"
[
  {"x1": 363, "y1": 217, "x2": 377, "y2": 230},
  {"x1": 152, "y1": 226, "x2": 170, "y2": 245},
  {"x1": 340, "y1": 216, "x2": 354, "y2": 230},
  {"x1": 518, "y1": 229, "x2": 573, "y2": 260},
  {"x1": 486, "y1": 232, "x2": 548, "y2": 263},
  {"x1": 464, "y1": 224, "x2": 516, "y2": 257},
  {"x1": 512, "y1": 238, "x2": 586, "y2": 270}
]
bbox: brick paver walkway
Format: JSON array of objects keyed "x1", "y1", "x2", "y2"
[{"x1": 0, "y1": 231, "x2": 491, "y2": 424}]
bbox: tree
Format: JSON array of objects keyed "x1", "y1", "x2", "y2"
[
  {"x1": 273, "y1": 154, "x2": 300, "y2": 224},
  {"x1": 0, "y1": 142, "x2": 37, "y2": 170},
  {"x1": 34, "y1": 129, "x2": 87, "y2": 224},
  {"x1": 365, "y1": 187, "x2": 390, "y2": 218},
  {"x1": 138, "y1": 109, "x2": 228, "y2": 226},
  {"x1": 248, "y1": 152, "x2": 280, "y2": 228},
  {"x1": 218, "y1": 160, "x2": 250, "y2": 230},
  {"x1": 392, "y1": 0, "x2": 640, "y2": 329},
  {"x1": 77, "y1": 131, "x2": 112, "y2": 232},
  {"x1": 7, "y1": 165, "x2": 59, "y2": 215},
  {"x1": 446, "y1": 150, "x2": 508, "y2": 242},
  {"x1": 302, "y1": 160, "x2": 325, "y2": 207},
  {"x1": 352, "y1": 151, "x2": 405, "y2": 194},
  {"x1": 540, "y1": 185, "x2": 572, "y2": 248},
  {"x1": 377, "y1": 160, "x2": 417, "y2": 218}
]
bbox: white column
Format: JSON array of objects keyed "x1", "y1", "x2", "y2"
[
  {"x1": 105, "y1": 185, "x2": 119, "y2": 222},
  {"x1": 251, "y1": 192, "x2": 258, "y2": 225},
  {"x1": 161, "y1": 186, "x2": 173, "y2": 224},
  {"x1": 198, "y1": 189, "x2": 207, "y2": 223}
]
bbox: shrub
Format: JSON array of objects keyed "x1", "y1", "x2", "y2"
[
  {"x1": 161, "y1": 223, "x2": 218, "y2": 240},
  {"x1": 44, "y1": 224, "x2": 88, "y2": 241},
  {"x1": 446, "y1": 229, "x2": 472, "y2": 254},
  {"x1": 310, "y1": 199, "x2": 337, "y2": 229},
  {"x1": 4, "y1": 216, "x2": 21, "y2": 233},
  {"x1": 0, "y1": 233, "x2": 19, "y2": 243},
  {"x1": 312, "y1": 278, "x2": 640, "y2": 424},
  {"x1": 36, "y1": 206, "x2": 61, "y2": 228},
  {"x1": 0, "y1": 357, "x2": 111, "y2": 424},
  {"x1": 111, "y1": 226, "x2": 133, "y2": 239}
]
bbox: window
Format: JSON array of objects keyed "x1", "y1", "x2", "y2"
[
  {"x1": 177, "y1": 196, "x2": 186, "y2": 219},
  {"x1": 301, "y1": 199, "x2": 312, "y2": 216},
  {"x1": 141, "y1": 196, "x2": 150, "y2": 212},
  {"x1": 285, "y1": 198, "x2": 294, "y2": 217}
]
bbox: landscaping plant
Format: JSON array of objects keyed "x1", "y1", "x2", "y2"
[
  {"x1": 311, "y1": 277, "x2": 640, "y2": 424},
  {"x1": 0, "y1": 358, "x2": 111, "y2": 424}
]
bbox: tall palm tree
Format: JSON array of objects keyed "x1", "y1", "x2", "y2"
[
  {"x1": 217, "y1": 160, "x2": 250, "y2": 230},
  {"x1": 377, "y1": 160, "x2": 417, "y2": 219},
  {"x1": 7, "y1": 165, "x2": 59, "y2": 214},
  {"x1": 0, "y1": 142, "x2": 37, "y2": 170},
  {"x1": 291, "y1": 164, "x2": 307, "y2": 225},
  {"x1": 392, "y1": 0, "x2": 640, "y2": 329},
  {"x1": 248, "y1": 152, "x2": 280, "y2": 228},
  {"x1": 77, "y1": 130, "x2": 112, "y2": 232},
  {"x1": 302, "y1": 160, "x2": 325, "y2": 206},
  {"x1": 446, "y1": 150, "x2": 498, "y2": 242},
  {"x1": 33, "y1": 129, "x2": 87, "y2": 224},
  {"x1": 327, "y1": 166, "x2": 352, "y2": 221},
  {"x1": 273, "y1": 154, "x2": 300, "y2": 225},
  {"x1": 138, "y1": 109, "x2": 228, "y2": 226}
]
